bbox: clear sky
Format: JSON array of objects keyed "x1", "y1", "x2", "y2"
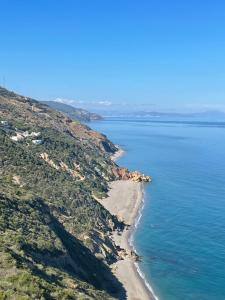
[{"x1": 1, "y1": 0, "x2": 225, "y2": 112}]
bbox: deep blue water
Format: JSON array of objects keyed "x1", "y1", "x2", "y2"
[{"x1": 90, "y1": 118, "x2": 225, "y2": 300}]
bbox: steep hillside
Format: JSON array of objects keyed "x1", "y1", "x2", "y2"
[
  {"x1": 0, "y1": 87, "x2": 126, "y2": 299},
  {"x1": 42, "y1": 101, "x2": 103, "y2": 122}
]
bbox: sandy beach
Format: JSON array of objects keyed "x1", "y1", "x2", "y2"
[
  {"x1": 100, "y1": 180, "x2": 155, "y2": 300},
  {"x1": 111, "y1": 148, "x2": 125, "y2": 161}
]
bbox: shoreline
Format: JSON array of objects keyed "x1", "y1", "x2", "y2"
[
  {"x1": 111, "y1": 147, "x2": 125, "y2": 161},
  {"x1": 101, "y1": 180, "x2": 156, "y2": 300},
  {"x1": 130, "y1": 190, "x2": 159, "y2": 300}
]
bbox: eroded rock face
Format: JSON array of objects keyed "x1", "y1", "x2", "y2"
[
  {"x1": 129, "y1": 171, "x2": 151, "y2": 182},
  {"x1": 112, "y1": 167, "x2": 151, "y2": 182},
  {"x1": 40, "y1": 153, "x2": 85, "y2": 181}
]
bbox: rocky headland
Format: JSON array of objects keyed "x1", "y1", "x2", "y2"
[{"x1": 113, "y1": 166, "x2": 151, "y2": 182}]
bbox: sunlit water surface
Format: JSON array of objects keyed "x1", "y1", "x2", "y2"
[{"x1": 91, "y1": 118, "x2": 225, "y2": 300}]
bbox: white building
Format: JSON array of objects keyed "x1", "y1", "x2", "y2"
[
  {"x1": 32, "y1": 139, "x2": 42, "y2": 145},
  {"x1": 22, "y1": 131, "x2": 40, "y2": 138},
  {"x1": 10, "y1": 133, "x2": 24, "y2": 142},
  {"x1": 1, "y1": 120, "x2": 8, "y2": 126},
  {"x1": 30, "y1": 132, "x2": 40, "y2": 137}
]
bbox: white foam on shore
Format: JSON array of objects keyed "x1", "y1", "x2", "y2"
[
  {"x1": 129, "y1": 186, "x2": 160, "y2": 300},
  {"x1": 111, "y1": 146, "x2": 125, "y2": 161},
  {"x1": 135, "y1": 262, "x2": 160, "y2": 300}
]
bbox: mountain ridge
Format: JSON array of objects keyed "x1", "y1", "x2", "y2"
[{"x1": 42, "y1": 100, "x2": 103, "y2": 122}]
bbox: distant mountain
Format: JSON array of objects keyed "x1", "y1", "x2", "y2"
[
  {"x1": 102, "y1": 110, "x2": 225, "y2": 120},
  {"x1": 42, "y1": 100, "x2": 103, "y2": 122}
]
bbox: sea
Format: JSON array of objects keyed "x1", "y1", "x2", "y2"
[{"x1": 90, "y1": 117, "x2": 225, "y2": 300}]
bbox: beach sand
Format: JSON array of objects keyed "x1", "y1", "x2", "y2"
[
  {"x1": 111, "y1": 148, "x2": 125, "y2": 161},
  {"x1": 100, "y1": 180, "x2": 155, "y2": 300}
]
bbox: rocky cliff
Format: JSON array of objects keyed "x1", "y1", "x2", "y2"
[{"x1": 112, "y1": 167, "x2": 151, "y2": 182}]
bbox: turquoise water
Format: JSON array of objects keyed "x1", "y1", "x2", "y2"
[{"x1": 91, "y1": 118, "x2": 225, "y2": 300}]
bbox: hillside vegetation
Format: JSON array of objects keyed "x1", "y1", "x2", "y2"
[{"x1": 0, "y1": 87, "x2": 126, "y2": 299}]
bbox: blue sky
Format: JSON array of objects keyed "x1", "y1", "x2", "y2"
[{"x1": 1, "y1": 0, "x2": 225, "y2": 112}]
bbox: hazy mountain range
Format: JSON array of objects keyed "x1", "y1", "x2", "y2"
[
  {"x1": 50, "y1": 98, "x2": 225, "y2": 121},
  {"x1": 100, "y1": 110, "x2": 225, "y2": 120}
]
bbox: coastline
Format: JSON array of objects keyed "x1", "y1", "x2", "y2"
[
  {"x1": 101, "y1": 180, "x2": 156, "y2": 300},
  {"x1": 111, "y1": 147, "x2": 125, "y2": 161}
]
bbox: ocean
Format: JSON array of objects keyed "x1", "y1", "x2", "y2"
[{"x1": 90, "y1": 118, "x2": 225, "y2": 300}]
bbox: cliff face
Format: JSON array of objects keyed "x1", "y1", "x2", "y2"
[{"x1": 112, "y1": 167, "x2": 151, "y2": 182}]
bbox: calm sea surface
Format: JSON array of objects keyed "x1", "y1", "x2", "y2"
[{"x1": 91, "y1": 118, "x2": 225, "y2": 300}]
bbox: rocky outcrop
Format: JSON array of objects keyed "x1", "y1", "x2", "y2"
[
  {"x1": 40, "y1": 152, "x2": 60, "y2": 170},
  {"x1": 129, "y1": 171, "x2": 151, "y2": 182},
  {"x1": 40, "y1": 153, "x2": 85, "y2": 181},
  {"x1": 12, "y1": 175, "x2": 24, "y2": 187},
  {"x1": 112, "y1": 167, "x2": 151, "y2": 182}
]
